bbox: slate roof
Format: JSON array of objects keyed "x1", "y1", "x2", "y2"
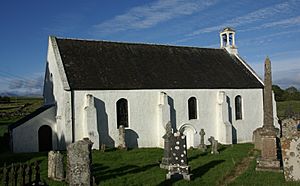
[
  {"x1": 55, "y1": 37, "x2": 263, "y2": 90},
  {"x1": 8, "y1": 104, "x2": 55, "y2": 130}
]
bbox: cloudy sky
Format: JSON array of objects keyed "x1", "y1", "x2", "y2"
[{"x1": 0, "y1": 0, "x2": 299, "y2": 95}]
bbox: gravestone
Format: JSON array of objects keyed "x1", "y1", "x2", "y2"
[
  {"x1": 160, "y1": 122, "x2": 173, "y2": 169},
  {"x1": 66, "y1": 138, "x2": 93, "y2": 186},
  {"x1": 100, "y1": 143, "x2": 106, "y2": 152},
  {"x1": 198, "y1": 129, "x2": 207, "y2": 152},
  {"x1": 48, "y1": 151, "x2": 64, "y2": 181},
  {"x1": 253, "y1": 57, "x2": 281, "y2": 171},
  {"x1": 166, "y1": 131, "x2": 192, "y2": 181},
  {"x1": 253, "y1": 57, "x2": 278, "y2": 150},
  {"x1": 208, "y1": 136, "x2": 219, "y2": 154},
  {"x1": 281, "y1": 118, "x2": 300, "y2": 181},
  {"x1": 118, "y1": 125, "x2": 127, "y2": 150}
]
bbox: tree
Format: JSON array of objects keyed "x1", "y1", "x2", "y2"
[
  {"x1": 285, "y1": 86, "x2": 298, "y2": 93},
  {"x1": 272, "y1": 85, "x2": 284, "y2": 101}
]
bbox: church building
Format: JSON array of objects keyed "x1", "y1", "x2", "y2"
[{"x1": 9, "y1": 28, "x2": 279, "y2": 152}]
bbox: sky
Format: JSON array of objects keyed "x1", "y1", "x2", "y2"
[{"x1": 0, "y1": 0, "x2": 299, "y2": 96}]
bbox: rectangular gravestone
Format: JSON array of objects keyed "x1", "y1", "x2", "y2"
[
  {"x1": 48, "y1": 151, "x2": 64, "y2": 181},
  {"x1": 166, "y1": 132, "x2": 192, "y2": 181},
  {"x1": 66, "y1": 138, "x2": 93, "y2": 186},
  {"x1": 160, "y1": 122, "x2": 173, "y2": 169},
  {"x1": 281, "y1": 118, "x2": 300, "y2": 181}
]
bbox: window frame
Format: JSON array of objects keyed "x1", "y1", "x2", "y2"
[
  {"x1": 235, "y1": 95, "x2": 243, "y2": 120},
  {"x1": 116, "y1": 98, "x2": 129, "y2": 128},
  {"x1": 188, "y1": 97, "x2": 198, "y2": 120}
]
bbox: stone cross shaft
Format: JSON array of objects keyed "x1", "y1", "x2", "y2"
[
  {"x1": 200, "y1": 129, "x2": 205, "y2": 145},
  {"x1": 263, "y1": 57, "x2": 274, "y2": 129}
]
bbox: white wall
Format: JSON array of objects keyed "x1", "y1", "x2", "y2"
[
  {"x1": 44, "y1": 37, "x2": 73, "y2": 149},
  {"x1": 73, "y1": 88, "x2": 264, "y2": 149},
  {"x1": 12, "y1": 106, "x2": 57, "y2": 152}
]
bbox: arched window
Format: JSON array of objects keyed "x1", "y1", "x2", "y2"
[
  {"x1": 188, "y1": 97, "x2": 197, "y2": 120},
  {"x1": 235, "y1": 95, "x2": 242, "y2": 120},
  {"x1": 116, "y1": 98, "x2": 128, "y2": 128}
]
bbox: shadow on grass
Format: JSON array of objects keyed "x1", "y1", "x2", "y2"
[
  {"x1": 0, "y1": 152, "x2": 48, "y2": 168},
  {"x1": 188, "y1": 152, "x2": 208, "y2": 162},
  {"x1": 94, "y1": 163, "x2": 159, "y2": 184},
  {"x1": 157, "y1": 160, "x2": 225, "y2": 185}
]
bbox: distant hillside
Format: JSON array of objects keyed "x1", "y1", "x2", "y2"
[{"x1": 0, "y1": 91, "x2": 42, "y2": 98}]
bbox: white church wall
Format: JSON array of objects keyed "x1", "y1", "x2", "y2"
[
  {"x1": 226, "y1": 89, "x2": 264, "y2": 143},
  {"x1": 73, "y1": 88, "x2": 264, "y2": 149},
  {"x1": 12, "y1": 106, "x2": 57, "y2": 152},
  {"x1": 45, "y1": 38, "x2": 73, "y2": 149}
]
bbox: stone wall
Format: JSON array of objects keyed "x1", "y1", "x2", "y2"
[{"x1": 281, "y1": 118, "x2": 300, "y2": 181}]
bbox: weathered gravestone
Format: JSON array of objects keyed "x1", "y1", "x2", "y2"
[
  {"x1": 281, "y1": 118, "x2": 300, "y2": 181},
  {"x1": 253, "y1": 57, "x2": 279, "y2": 151},
  {"x1": 253, "y1": 57, "x2": 281, "y2": 171},
  {"x1": 160, "y1": 122, "x2": 173, "y2": 169},
  {"x1": 67, "y1": 138, "x2": 93, "y2": 186},
  {"x1": 118, "y1": 125, "x2": 127, "y2": 150},
  {"x1": 208, "y1": 136, "x2": 219, "y2": 154},
  {"x1": 48, "y1": 151, "x2": 64, "y2": 181},
  {"x1": 166, "y1": 131, "x2": 192, "y2": 181},
  {"x1": 198, "y1": 129, "x2": 207, "y2": 152}
]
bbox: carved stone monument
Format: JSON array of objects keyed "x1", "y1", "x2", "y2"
[
  {"x1": 198, "y1": 129, "x2": 207, "y2": 152},
  {"x1": 281, "y1": 118, "x2": 300, "y2": 181},
  {"x1": 208, "y1": 136, "x2": 219, "y2": 154},
  {"x1": 253, "y1": 57, "x2": 279, "y2": 150},
  {"x1": 48, "y1": 151, "x2": 64, "y2": 181},
  {"x1": 254, "y1": 57, "x2": 280, "y2": 171},
  {"x1": 166, "y1": 131, "x2": 192, "y2": 181},
  {"x1": 160, "y1": 122, "x2": 173, "y2": 169},
  {"x1": 118, "y1": 125, "x2": 127, "y2": 150},
  {"x1": 66, "y1": 138, "x2": 93, "y2": 186}
]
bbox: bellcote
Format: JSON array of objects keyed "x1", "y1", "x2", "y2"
[{"x1": 220, "y1": 27, "x2": 238, "y2": 55}]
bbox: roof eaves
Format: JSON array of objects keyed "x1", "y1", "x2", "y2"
[
  {"x1": 8, "y1": 104, "x2": 55, "y2": 131},
  {"x1": 234, "y1": 54, "x2": 264, "y2": 86}
]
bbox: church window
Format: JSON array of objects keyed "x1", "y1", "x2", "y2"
[
  {"x1": 188, "y1": 97, "x2": 197, "y2": 120},
  {"x1": 117, "y1": 98, "x2": 128, "y2": 128},
  {"x1": 235, "y1": 95, "x2": 242, "y2": 120}
]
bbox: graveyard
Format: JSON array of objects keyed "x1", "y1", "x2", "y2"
[{"x1": 0, "y1": 96, "x2": 300, "y2": 185}]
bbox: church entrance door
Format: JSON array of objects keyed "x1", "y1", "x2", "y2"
[
  {"x1": 183, "y1": 127, "x2": 194, "y2": 148},
  {"x1": 38, "y1": 125, "x2": 52, "y2": 152}
]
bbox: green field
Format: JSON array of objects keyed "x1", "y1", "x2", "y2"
[{"x1": 0, "y1": 98, "x2": 300, "y2": 185}]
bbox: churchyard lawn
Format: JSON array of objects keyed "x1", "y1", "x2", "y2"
[{"x1": 0, "y1": 98, "x2": 300, "y2": 185}]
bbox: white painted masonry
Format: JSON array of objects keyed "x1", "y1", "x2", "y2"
[
  {"x1": 10, "y1": 29, "x2": 279, "y2": 152},
  {"x1": 11, "y1": 106, "x2": 57, "y2": 152}
]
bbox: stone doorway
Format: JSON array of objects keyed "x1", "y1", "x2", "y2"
[
  {"x1": 38, "y1": 125, "x2": 52, "y2": 152},
  {"x1": 179, "y1": 124, "x2": 197, "y2": 148}
]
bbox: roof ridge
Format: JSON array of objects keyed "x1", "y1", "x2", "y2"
[{"x1": 54, "y1": 36, "x2": 222, "y2": 51}]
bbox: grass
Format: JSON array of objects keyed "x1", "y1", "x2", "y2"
[
  {"x1": 1, "y1": 144, "x2": 298, "y2": 185},
  {"x1": 0, "y1": 98, "x2": 300, "y2": 185},
  {"x1": 230, "y1": 157, "x2": 300, "y2": 186},
  {"x1": 0, "y1": 144, "x2": 253, "y2": 186}
]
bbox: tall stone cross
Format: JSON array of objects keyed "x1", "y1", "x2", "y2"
[
  {"x1": 160, "y1": 122, "x2": 173, "y2": 169},
  {"x1": 253, "y1": 57, "x2": 278, "y2": 150},
  {"x1": 198, "y1": 129, "x2": 207, "y2": 152},
  {"x1": 254, "y1": 57, "x2": 281, "y2": 171},
  {"x1": 263, "y1": 57, "x2": 275, "y2": 130}
]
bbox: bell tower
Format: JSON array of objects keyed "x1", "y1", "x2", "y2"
[{"x1": 220, "y1": 27, "x2": 238, "y2": 55}]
